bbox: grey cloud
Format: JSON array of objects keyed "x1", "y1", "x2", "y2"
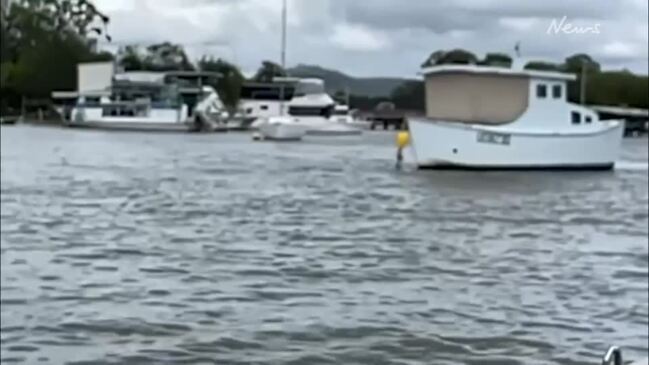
[
  {"x1": 95, "y1": 0, "x2": 648, "y2": 77},
  {"x1": 341, "y1": 0, "x2": 624, "y2": 34}
]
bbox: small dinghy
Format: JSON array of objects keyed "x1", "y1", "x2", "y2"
[{"x1": 257, "y1": 116, "x2": 306, "y2": 141}]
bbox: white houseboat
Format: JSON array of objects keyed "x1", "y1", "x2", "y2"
[
  {"x1": 407, "y1": 65, "x2": 624, "y2": 170},
  {"x1": 53, "y1": 62, "x2": 224, "y2": 132}
]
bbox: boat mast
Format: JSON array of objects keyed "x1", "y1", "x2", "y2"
[
  {"x1": 279, "y1": 0, "x2": 287, "y2": 116},
  {"x1": 346, "y1": 87, "x2": 350, "y2": 107},
  {"x1": 580, "y1": 59, "x2": 587, "y2": 105},
  {"x1": 281, "y1": 0, "x2": 286, "y2": 71}
]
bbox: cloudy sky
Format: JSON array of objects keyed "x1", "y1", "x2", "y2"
[{"x1": 94, "y1": 0, "x2": 648, "y2": 78}]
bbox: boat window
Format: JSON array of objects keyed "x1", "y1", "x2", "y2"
[
  {"x1": 536, "y1": 84, "x2": 547, "y2": 98},
  {"x1": 571, "y1": 111, "x2": 581, "y2": 124},
  {"x1": 289, "y1": 105, "x2": 333, "y2": 118},
  {"x1": 552, "y1": 85, "x2": 562, "y2": 99},
  {"x1": 294, "y1": 81, "x2": 325, "y2": 97},
  {"x1": 240, "y1": 84, "x2": 294, "y2": 101},
  {"x1": 101, "y1": 103, "x2": 149, "y2": 117},
  {"x1": 585, "y1": 116, "x2": 592, "y2": 123},
  {"x1": 260, "y1": 105, "x2": 268, "y2": 110},
  {"x1": 157, "y1": 84, "x2": 181, "y2": 107},
  {"x1": 85, "y1": 97, "x2": 101, "y2": 106}
]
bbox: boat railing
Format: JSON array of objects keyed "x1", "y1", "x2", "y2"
[
  {"x1": 76, "y1": 100, "x2": 180, "y2": 112},
  {"x1": 76, "y1": 100, "x2": 150, "y2": 108}
]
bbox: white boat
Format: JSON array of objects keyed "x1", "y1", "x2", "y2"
[
  {"x1": 407, "y1": 64, "x2": 624, "y2": 170},
  {"x1": 253, "y1": 1, "x2": 359, "y2": 140},
  {"x1": 256, "y1": 78, "x2": 362, "y2": 139},
  {"x1": 330, "y1": 104, "x2": 371, "y2": 130},
  {"x1": 244, "y1": 79, "x2": 363, "y2": 136},
  {"x1": 242, "y1": 79, "x2": 296, "y2": 129},
  {"x1": 305, "y1": 122, "x2": 363, "y2": 136},
  {"x1": 289, "y1": 79, "x2": 362, "y2": 136},
  {"x1": 257, "y1": 115, "x2": 306, "y2": 141},
  {"x1": 56, "y1": 64, "x2": 224, "y2": 132}
]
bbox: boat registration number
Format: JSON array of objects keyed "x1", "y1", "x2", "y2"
[{"x1": 477, "y1": 131, "x2": 511, "y2": 146}]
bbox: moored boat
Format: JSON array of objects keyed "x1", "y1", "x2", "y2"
[
  {"x1": 407, "y1": 64, "x2": 624, "y2": 170},
  {"x1": 256, "y1": 78, "x2": 362, "y2": 140},
  {"x1": 330, "y1": 104, "x2": 370, "y2": 130},
  {"x1": 257, "y1": 116, "x2": 306, "y2": 141},
  {"x1": 54, "y1": 63, "x2": 224, "y2": 132}
]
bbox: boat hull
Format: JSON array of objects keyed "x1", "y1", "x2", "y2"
[
  {"x1": 258, "y1": 121, "x2": 305, "y2": 141},
  {"x1": 66, "y1": 120, "x2": 192, "y2": 132},
  {"x1": 306, "y1": 129, "x2": 362, "y2": 136},
  {"x1": 299, "y1": 117, "x2": 363, "y2": 136},
  {"x1": 408, "y1": 118, "x2": 624, "y2": 170},
  {"x1": 305, "y1": 124, "x2": 363, "y2": 136}
]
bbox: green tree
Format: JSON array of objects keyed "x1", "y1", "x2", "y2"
[
  {"x1": 524, "y1": 61, "x2": 561, "y2": 71},
  {"x1": 253, "y1": 60, "x2": 286, "y2": 82},
  {"x1": 116, "y1": 42, "x2": 194, "y2": 72},
  {"x1": 144, "y1": 42, "x2": 194, "y2": 71},
  {"x1": 563, "y1": 53, "x2": 601, "y2": 74},
  {"x1": 9, "y1": 32, "x2": 100, "y2": 96},
  {"x1": 117, "y1": 45, "x2": 144, "y2": 71},
  {"x1": 573, "y1": 71, "x2": 648, "y2": 108},
  {"x1": 332, "y1": 90, "x2": 347, "y2": 104},
  {"x1": 1, "y1": 0, "x2": 110, "y2": 63},
  {"x1": 421, "y1": 49, "x2": 478, "y2": 67},
  {"x1": 348, "y1": 95, "x2": 388, "y2": 110},
  {"x1": 390, "y1": 81, "x2": 424, "y2": 111},
  {"x1": 198, "y1": 56, "x2": 244, "y2": 115},
  {"x1": 1, "y1": 0, "x2": 111, "y2": 114},
  {"x1": 479, "y1": 52, "x2": 512, "y2": 67},
  {"x1": 421, "y1": 50, "x2": 447, "y2": 68}
]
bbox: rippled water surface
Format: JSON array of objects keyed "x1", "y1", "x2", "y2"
[{"x1": 1, "y1": 125, "x2": 647, "y2": 365}]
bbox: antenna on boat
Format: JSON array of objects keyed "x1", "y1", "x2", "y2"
[
  {"x1": 514, "y1": 41, "x2": 521, "y2": 59},
  {"x1": 512, "y1": 41, "x2": 525, "y2": 70},
  {"x1": 281, "y1": 0, "x2": 287, "y2": 71},
  {"x1": 345, "y1": 86, "x2": 350, "y2": 107}
]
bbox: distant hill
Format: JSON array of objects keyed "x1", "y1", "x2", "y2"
[{"x1": 286, "y1": 64, "x2": 414, "y2": 97}]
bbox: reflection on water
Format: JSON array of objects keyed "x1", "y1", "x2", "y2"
[{"x1": 1, "y1": 126, "x2": 647, "y2": 365}]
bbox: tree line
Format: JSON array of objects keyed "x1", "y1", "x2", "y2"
[{"x1": 1, "y1": 1, "x2": 646, "y2": 116}]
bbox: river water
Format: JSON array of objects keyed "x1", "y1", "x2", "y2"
[{"x1": 1, "y1": 125, "x2": 647, "y2": 365}]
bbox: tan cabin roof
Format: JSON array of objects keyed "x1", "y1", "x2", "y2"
[{"x1": 420, "y1": 64, "x2": 576, "y2": 81}]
